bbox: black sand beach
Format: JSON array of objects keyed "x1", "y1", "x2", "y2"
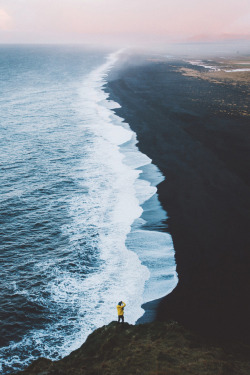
[{"x1": 106, "y1": 54, "x2": 250, "y2": 342}]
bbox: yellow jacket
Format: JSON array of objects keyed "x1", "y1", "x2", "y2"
[{"x1": 117, "y1": 302, "x2": 126, "y2": 316}]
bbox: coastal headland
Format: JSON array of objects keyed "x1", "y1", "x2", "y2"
[
  {"x1": 106, "y1": 52, "x2": 250, "y2": 342},
  {"x1": 15, "y1": 322, "x2": 250, "y2": 375}
]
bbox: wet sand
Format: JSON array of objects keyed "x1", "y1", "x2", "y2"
[{"x1": 106, "y1": 54, "x2": 250, "y2": 342}]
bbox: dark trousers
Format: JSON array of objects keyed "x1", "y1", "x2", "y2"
[{"x1": 118, "y1": 315, "x2": 124, "y2": 323}]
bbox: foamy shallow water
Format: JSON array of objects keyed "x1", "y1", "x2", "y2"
[{"x1": 0, "y1": 47, "x2": 177, "y2": 373}]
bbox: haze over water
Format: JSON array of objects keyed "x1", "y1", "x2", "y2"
[{"x1": 1, "y1": 0, "x2": 250, "y2": 44}]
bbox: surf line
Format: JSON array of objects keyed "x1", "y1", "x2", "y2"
[{"x1": 89, "y1": 48, "x2": 179, "y2": 321}]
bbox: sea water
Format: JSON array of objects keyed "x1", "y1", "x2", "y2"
[{"x1": 0, "y1": 45, "x2": 178, "y2": 374}]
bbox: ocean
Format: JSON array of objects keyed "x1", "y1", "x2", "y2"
[{"x1": 0, "y1": 45, "x2": 178, "y2": 374}]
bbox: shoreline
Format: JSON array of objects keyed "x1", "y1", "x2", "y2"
[{"x1": 106, "y1": 53, "x2": 250, "y2": 341}]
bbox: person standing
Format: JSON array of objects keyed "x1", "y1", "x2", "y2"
[{"x1": 117, "y1": 301, "x2": 126, "y2": 323}]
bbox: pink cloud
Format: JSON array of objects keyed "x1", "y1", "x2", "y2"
[
  {"x1": 0, "y1": 8, "x2": 12, "y2": 30},
  {"x1": 1, "y1": 0, "x2": 250, "y2": 43}
]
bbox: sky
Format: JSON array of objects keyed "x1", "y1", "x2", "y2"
[{"x1": 0, "y1": 0, "x2": 250, "y2": 44}]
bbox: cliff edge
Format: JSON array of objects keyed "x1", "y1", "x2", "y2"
[{"x1": 16, "y1": 321, "x2": 250, "y2": 375}]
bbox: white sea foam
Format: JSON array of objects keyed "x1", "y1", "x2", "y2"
[
  {"x1": 0, "y1": 49, "x2": 178, "y2": 373},
  {"x1": 187, "y1": 60, "x2": 250, "y2": 73},
  {"x1": 45, "y1": 48, "x2": 177, "y2": 351},
  {"x1": 187, "y1": 60, "x2": 221, "y2": 71},
  {"x1": 39, "y1": 49, "x2": 152, "y2": 353},
  {"x1": 126, "y1": 230, "x2": 178, "y2": 303},
  {"x1": 224, "y1": 68, "x2": 250, "y2": 72}
]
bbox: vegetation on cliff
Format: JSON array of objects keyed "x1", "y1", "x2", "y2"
[{"x1": 16, "y1": 321, "x2": 250, "y2": 375}]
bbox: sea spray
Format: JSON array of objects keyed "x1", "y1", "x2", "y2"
[{"x1": 0, "y1": 47, "x2": 177, "y2": 374}]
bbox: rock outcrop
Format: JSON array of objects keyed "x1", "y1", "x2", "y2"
[{"x1": 16, "y1": 321, "x2": 250, "y2": 375}]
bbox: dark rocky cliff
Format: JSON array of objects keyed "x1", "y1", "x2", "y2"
[{"x1": 16, "y1": 321, "x2": 250, "y2": 375}]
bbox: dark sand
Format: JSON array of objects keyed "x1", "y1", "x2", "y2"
[{"x1": 106, "y1": 54, "x2": 250, "y2": 342}]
